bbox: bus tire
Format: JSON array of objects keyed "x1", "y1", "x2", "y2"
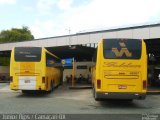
[
  {"x1": 49, "y1": 81, "x2": 53, "y2": 92},
  {"x1": 52, "y1": 81, "x2": 54, "y2": 91},
  {"x1": 59, "y1": 75, "x2": 63, "y2": 85},
  {"x1": 93, "y1": 88, "x2": 100, "y2": 101}
]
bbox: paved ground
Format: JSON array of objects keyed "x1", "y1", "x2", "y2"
[{"x1": 0, "y1": 83, "x2": 160, "y2": 119}]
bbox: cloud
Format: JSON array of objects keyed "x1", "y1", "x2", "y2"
[
  {"x1": 30, "y1": 20, "x2": 64, "y2": 38},
  {"x1": 24, "y1": 6, "x2": 34, "y2": 12},
  {"x1": 57, "y1": 0, "x2": 73, "y2": 10},
  {"x1": 0, "y1": 0, "x2": 16, "y2": 5},
  {"x1": 30, "y1": 20, "x2": 54, "y2": 38},
  {"x1": 37, "y1": 0, "x2": 56, "y2": 14},
  {"x1": 32, "y1": 0, "x2": 160, "y2": 38},
  {"x1": 62, "y1": 0, "x2": 160, "y2": 32},
  {"x1": 36, "y1": 0, "x2": 74, "y2": 15}
]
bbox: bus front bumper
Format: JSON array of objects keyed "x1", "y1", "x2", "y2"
[{"x1": 95, "y1": 92, "x2": 146, "y2": 100}]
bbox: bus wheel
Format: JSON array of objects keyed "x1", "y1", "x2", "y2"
[
  {"x1": 52, "y1": 81, "x2": 54, "y2": 91},
  {"x1": 59, "y1": 76, "x2": 63, "y2": 85},
  {"x1": 93, "y1": 88, "x2": 100, "y2": 101},
  {"x1": 49, "y1": 81, "x2": 53, "y2": 92}
]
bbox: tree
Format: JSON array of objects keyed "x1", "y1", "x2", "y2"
[{"x1": 0, "y1": 26, "x2": 34, "y2": 43}]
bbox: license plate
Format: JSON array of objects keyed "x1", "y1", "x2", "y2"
[
  {"x1": 118, "y1": 85, "x2": 127, "y2": 89},
  {"x1": 24, "y1": 80, "x2": 30, "y2": 83}
]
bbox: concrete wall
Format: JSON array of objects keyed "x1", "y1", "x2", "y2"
[{"x1": 0, "y1": 24, "x2": 160, "y2": 51}]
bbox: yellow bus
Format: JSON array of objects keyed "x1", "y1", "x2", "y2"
[
  {"x1": 92, "y1": 39, "x2": 147, "y2": 100},
  {"x1": 10, "y1": 47, "x2": 63, "y2": 93}
]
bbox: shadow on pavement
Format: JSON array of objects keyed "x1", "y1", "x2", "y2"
[
  {"x1": 97, "y1": 99, "x2": 150, "y2": 109},
  {"x1": 15, "y1": 91, "x2": 53, "y2": 98}
]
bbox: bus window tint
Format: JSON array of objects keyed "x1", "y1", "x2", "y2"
[
  {"x1": 14, "y1": 47, "x2": 41, "y2": 62},
  {"x1": 46, "y1": 52, "x2": 61, "y2": 67},
  {"x1": 103, "y1": 39, "x2": 142, "y2": 59}
]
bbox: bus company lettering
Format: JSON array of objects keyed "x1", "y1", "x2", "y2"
[{"x1": 104, "y1": 62, "x2": 141, "y2": 68}]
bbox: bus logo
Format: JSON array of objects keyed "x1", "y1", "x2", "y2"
[{"x1": 112, "y1": 42, "x2": 132, "y2": 57}]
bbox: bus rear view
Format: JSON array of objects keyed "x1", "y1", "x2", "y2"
[
  {"x1": 92, "y1": 39, "x2": 147, "y2": 100},
  {"x1": 10, "y1": 47, "x2": 42, "y2": 91}
]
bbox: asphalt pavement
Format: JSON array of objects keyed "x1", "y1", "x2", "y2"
[{"x1": 0, "y1": 83, "x2": 160, "y2": 120}]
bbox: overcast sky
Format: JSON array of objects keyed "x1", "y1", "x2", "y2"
[{"x1": 0, "y1": 0, "x2": 160, "y2": 39}]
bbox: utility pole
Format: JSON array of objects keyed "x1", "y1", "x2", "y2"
[
  {"x1": 66, "y1": 28, "x2": 71, "y2": 47},
  {"x1": 68, "y1": 28, "x2": 71, "y2": 47}
]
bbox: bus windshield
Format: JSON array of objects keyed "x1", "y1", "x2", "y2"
[
  {"x1": 14, "y1": 47, "x2": 41, "y2": 62},
  {"x1": 103, "y1": 39, "x2": 142, "y2": 59}
]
